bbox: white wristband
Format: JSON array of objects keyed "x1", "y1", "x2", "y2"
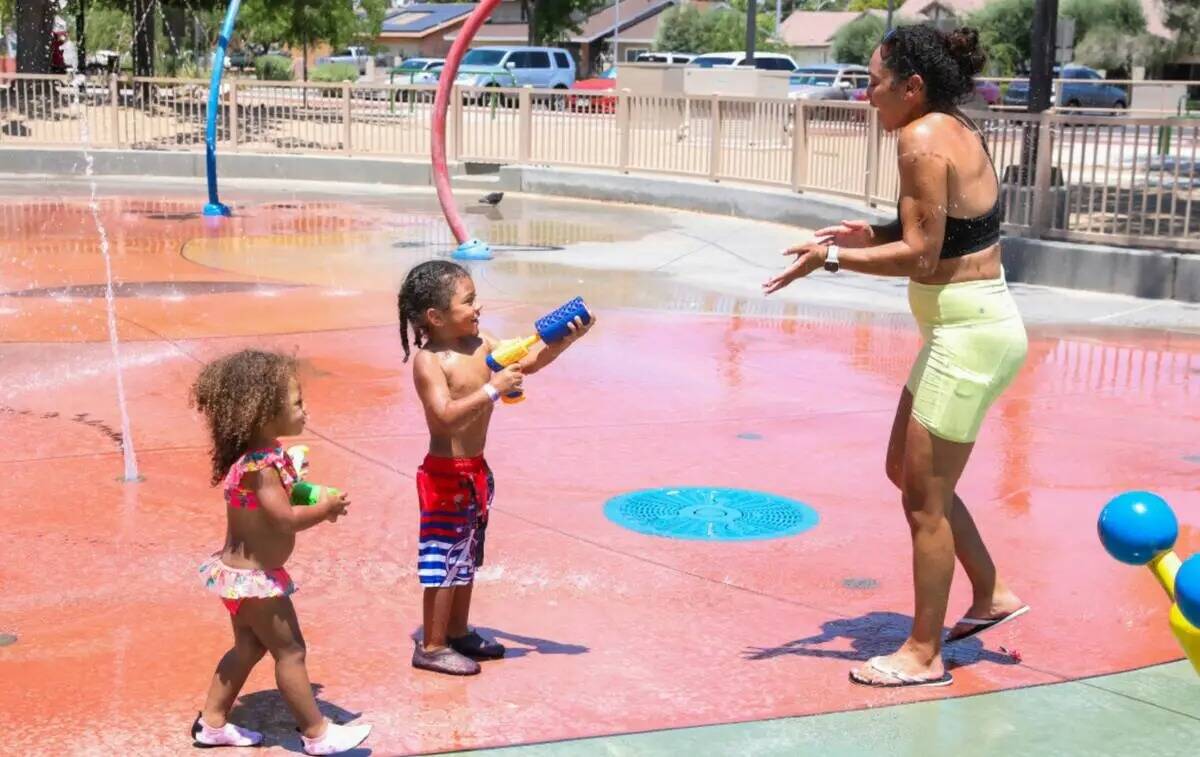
[{"x1": 482, "y1": 383, "x2": 500, "y2": 403}]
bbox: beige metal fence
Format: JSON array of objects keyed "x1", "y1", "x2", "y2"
[{"x1": 1, "y1": 73, "x2": 1197, "y2": 251}]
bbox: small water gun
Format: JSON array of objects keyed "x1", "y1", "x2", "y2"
[
  {"x1": 485, "y1": 296, "x2": 591, "y2": 404},
  {"x1": 285, "y1": 445, "x2": 341, "y2": 506}
]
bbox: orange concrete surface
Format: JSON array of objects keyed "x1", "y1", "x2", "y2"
[{"x1": 1, "y1": 190, "x2": 1197, "y2": 754}]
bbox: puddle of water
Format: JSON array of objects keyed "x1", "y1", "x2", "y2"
[{"x1": 1, "y1": 281, "x2": 297, "y2": 299}]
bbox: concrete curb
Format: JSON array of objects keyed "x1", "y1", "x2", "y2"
[
  {"x1": 500, "y1": 165, "x2": 894, "y2": 231},
  {"x1": 1, "y1": 147, "x2": 1193, "y2": 302}
]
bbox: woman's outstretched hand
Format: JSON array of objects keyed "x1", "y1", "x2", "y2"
[
  {"x1": 763, "y1": 243, "x2": 826, "y2": 295},
  {"x1": 813, "y1": 219, "x2": 873, "y2": 248}
]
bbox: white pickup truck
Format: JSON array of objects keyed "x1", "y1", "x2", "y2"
[{"x1": 317, "y1": 46, "x2": 371, "y2": 74}]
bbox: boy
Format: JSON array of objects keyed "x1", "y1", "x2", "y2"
[{"x1": 397, "y1": 260, "x2": 593, "y2": 674}]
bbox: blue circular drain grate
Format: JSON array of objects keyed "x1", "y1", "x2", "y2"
[{"x1": 604, "y1": 487, "x2": 818, "y2": 541}]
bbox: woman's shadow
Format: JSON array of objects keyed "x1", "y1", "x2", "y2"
[
  {"x1": 227, "y1": 683, "x2": 370, "y2": 755},
  {"x1": 742, "y1": 611, "x2": 1018, "y2": 669},
  {"x1": 409, "y1": 626, "x2": 589, "y2": 660}
]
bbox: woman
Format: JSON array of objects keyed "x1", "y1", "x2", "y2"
[{"x1": 764, "y1": 25, "x2": 1029, "y2": 688}]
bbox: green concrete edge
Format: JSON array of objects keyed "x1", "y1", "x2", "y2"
[{"x1": 440, "y1": 661, "x2": 1200, "y2": 757}]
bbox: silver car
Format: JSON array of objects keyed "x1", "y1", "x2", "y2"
[
  {"x1": 392, "y1": 58, "x2": 444, "y2": 85},
  {"x1": 788, "y1": 64, "x2": 870, "y2": 101}
]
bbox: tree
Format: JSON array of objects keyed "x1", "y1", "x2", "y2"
[
  {"x1": 656, "y1": 5, "x2": 706, "y2": 53},
  {"x1": 1061, "y1": 0, "x2": 1144, "y2": 43},
  {"x1": 847, "y1": 0, "x2": 889, "y2": 10},
  {"x1": 1073, "y1": 24, "x2": 1133, "y2": 72},
  {"x1": 15, "y1": 0, "x2": 54, "y2": 72},
  {"x1": 652, "y1": 0, "x2": 780, "y2": 54},
  {"x1": 520, "y1": 0, "x2": 606, "y2": 46},
  {"x1": 1063, "y1": 0, "x2": 1147, "y2": 77},
  {"x1": 239, "y1": 0, "x2": 386, "y2": 79},
  {"x1": 969, "y1": 0, "x2": 1034, "y2": 75},
  {"x1": 831, "y1": 12, "x2": 883, "y2": 65},
  {"x1": 1163, "y1": 0, "x2": 1200, "y2": 56}
]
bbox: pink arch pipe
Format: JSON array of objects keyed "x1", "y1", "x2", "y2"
[{"x1": 431, "y1": 0, "x2": 503, "y2": 260}]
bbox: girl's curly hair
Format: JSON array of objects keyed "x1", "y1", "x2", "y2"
[
  {"x1": 397, "y1": 260, "x2": 469, "y2": 362},
  {"x1": 191, "y1": 350, "x2": 297, "y2": 485},
  {"x1": 881, "y1": 25, "x2": 987, "y2": 111}
]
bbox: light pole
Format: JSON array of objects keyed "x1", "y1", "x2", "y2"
[
  {"x1": 613, "y1": 0, "x2": 619, "y2": 71},
  {"x1": 744, "y1": 0, "x2": 757, "y2": 66}
]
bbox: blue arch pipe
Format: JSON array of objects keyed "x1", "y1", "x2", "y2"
[{"x1": 203, "y1": 0, "x2": 241, "y2": 217}]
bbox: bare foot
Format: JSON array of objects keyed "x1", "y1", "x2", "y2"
[
  {"x1": 849, "y1": 650, "x2": 950, "y2": 688},
  {"x1": 947, "y1": 593, "x2": 1029, "y2": 642}
]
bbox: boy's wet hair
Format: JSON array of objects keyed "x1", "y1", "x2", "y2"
[
  {"x1": 397, "y1": 260, "x2": 470, "y2": 361},
  {"x1": 191, "y1": 349, "x2": 297, "y2": 485}
]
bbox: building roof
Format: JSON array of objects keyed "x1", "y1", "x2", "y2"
[
  {"x1": 571, "y1": 0, "x2": 676, "y2": 43},
  {"x1": 444, "y1": 22, "x2": 529, "y2": 43},
  {"x1": 897, "y1": 0, "x2": 984, "y2": 17},
  {"x1": 380, "y1": 4, "x2": 475, "y2": 38},
  {"x1": 615, "y1": 13, "x2": 663, "y2": 45},
  {"x1": 778, "y1": 10, "x2": 883, "y2": 48}
]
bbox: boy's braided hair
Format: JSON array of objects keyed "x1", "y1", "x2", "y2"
[{"x1": 397, "y1": 260, "x2": 469, "y2": 361}]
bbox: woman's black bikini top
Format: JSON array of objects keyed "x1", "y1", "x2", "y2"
[{"x1": 901, "y1": 112, "x2": 1001, "y2": 259}]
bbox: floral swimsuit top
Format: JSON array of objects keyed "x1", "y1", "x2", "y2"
[{"x1": 223, "y1": 442, "x2": 298, "y2": 509}]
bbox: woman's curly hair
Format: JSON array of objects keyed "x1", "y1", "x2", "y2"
[
  {"x1": 397, "y1": 260, "x2": 469, "y2": 362},
  {"x1": 881, "y1": 25, "x2": 987, "y2": 110},
  {"x1": 191, "y1": 349, "x2": 297, "y2": 485}
]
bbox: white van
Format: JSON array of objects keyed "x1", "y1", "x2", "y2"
[
  {"x1": 636, "y1": 52, "x2": 695, "y2": 64},
  {"x1": 689, "y1": 51, "x2": 797, "y2": 71}
]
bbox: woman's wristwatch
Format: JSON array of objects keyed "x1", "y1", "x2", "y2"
[{"x1": 823, "y1": 244, "x2": 840, "y2": 273}]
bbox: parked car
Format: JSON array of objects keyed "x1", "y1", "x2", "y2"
[
  {"x1": 1002, "y1": 64, "x2": 1128, "y2": 112},
  {"x1": 635, "y1": 52, "x2": 695, "y2": 64},
  {"x1": 227, "y1": 47, "x2": 256, "y2": 70},
  {"x1": 392, "y1": 57, "x2": 443, "y2": 84},
  {"x1": 317, "y1": 46, "x2": 371, "y2": 75},
  {"x1": 568, "y1": 67, "x2": 617, "y2": 113},
  {"x1": 974, "y1": 79, "x2": 1001, "y2": 106},
  {"x1": 454, "y1": 46, "x2": 576, "y2": 91},
  {"x1": 689, "y1": 51, "x2": 798, "y2": 71},
  {"x1": 851, "y1": 78, "x2": 1000, "y2": 107},
  {"x1": 787, "y1": 64, "x2": 869, "y2": 101},
  {"x1": 391, "y1": 57, "x2": 443, "y2": 102}
]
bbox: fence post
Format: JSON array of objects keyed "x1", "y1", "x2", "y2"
[
  {"x1": 229, "y1": 79, "x2": 239, "y2": 151},
  {"x1": 864, "y1": 108, "x2": 880, "y2": 205},
  {"x1": 109, "y1": 74, "x2": 121, "y2": 147},
  {"x1": 1031, "y1": 114, "x2": 1054, "y2": 236},
  {"x1": 518, "y1": 88, "x2": 532, "y2": 162},
  {"x1": 617, "y1": 90, "x2": 631, "y2": 173},
  {"x1": 708, "y1": 94, "x2": 722, "y2": 181},
  {"x1": 451, "y1": 85, "x2": 463, "y2": 161},
  {"x1": 790, "y1": 101, "x2": 807, "y2": 191},
  {"x1": 342, "y1": 82, "x2": 352, "y2": 154}
]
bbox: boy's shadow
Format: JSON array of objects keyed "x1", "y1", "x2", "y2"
[
  {"x1": 741, "y1": 611, "x2": 1018, "y2": 669},
  {"x1": 409, "y1": 626, "x2": 589, "y2": 660},
  {"x1": 228, "y1": 683, "x2": 370, "y2": 755}
]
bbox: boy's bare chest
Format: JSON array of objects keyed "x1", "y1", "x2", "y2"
[{"x1": 441, "y1": 350, "x2": 492, "y2": 399}]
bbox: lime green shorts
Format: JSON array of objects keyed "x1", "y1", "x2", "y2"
[{"x1": 905, "y1": 275, "x2": 1028, "y2": 444}]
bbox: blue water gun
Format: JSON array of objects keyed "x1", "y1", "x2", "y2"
[{"x1": 485, "y1": 296, "x2": 591, "y2": 404}]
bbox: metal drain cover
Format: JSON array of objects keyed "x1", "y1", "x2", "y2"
[{"x1": 604, "y1": 487, "x2": 818, "y2": 541}]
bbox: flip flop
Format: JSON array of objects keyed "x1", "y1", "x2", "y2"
[
  {"x1": 849, "y1": 656, "x2": 953, "y2": 688},
  {"x1": 945, "y1": 604, "x2": 1030, "y2": 643}
]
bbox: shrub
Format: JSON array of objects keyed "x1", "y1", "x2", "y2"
[{"x1": 255, "y1": 55, "x2": 294, "y2": 81}]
